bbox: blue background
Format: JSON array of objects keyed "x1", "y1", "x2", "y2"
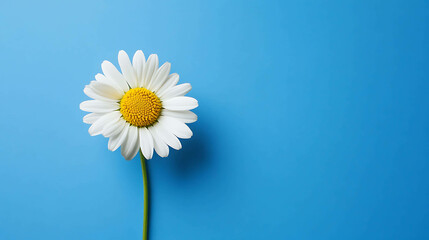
[{"x1": 0, "y1": 0, "x2": 428, "y2": 239}]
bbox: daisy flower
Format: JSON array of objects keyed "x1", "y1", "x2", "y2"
[{"x1": 80, "y1": 50, "x2": 198, "y2": 160}]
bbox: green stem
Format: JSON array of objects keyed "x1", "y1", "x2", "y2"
[{"x1": 140, "y1": 151, "x2": 149, "y2": 240}]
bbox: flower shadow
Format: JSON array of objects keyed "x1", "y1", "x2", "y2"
[{"x1": 169, "y1": 122, "x2": 212, "y2": 180}]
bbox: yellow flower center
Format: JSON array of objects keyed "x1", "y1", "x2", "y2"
[{"x1": 119, "y1": 88, "x2": 162, "y2": 127}]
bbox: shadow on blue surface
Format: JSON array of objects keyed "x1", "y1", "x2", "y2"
[{"x1": 172, "y1": 122, "x2": 212, "y2": 179}]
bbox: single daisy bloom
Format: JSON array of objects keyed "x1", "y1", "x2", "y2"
[{"x1": 80, "y1": 50, "x2": 198, "y2": 160}]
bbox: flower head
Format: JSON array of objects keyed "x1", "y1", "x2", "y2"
[{"x1": 80, "y1": 50, "x2": 198, "y2": 160}]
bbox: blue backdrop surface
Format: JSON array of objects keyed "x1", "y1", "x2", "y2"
[{"x1": 0, "y1": 0, "x2": 428, "y2": 239}]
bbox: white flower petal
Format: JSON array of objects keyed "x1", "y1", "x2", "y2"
[
  {"x1": 80, "y1": 100, "x2": 119, "y2": 113},
  {"x1": 139, "y1": 127, "x2": 154, "y2": 159},
  {"x1": 162, "y1": 96, "x2": 198, "y2": 111},
  {"x1": 156, "y1": 73, "x2": 180, "y2": 96},
  {"x1": 84, "y1": 85, "x2": 115, "y2": 102},
  {"x1": 108, "y1": 124, "x2": 130, "y2": 152},
  {"x1": 83, "y1": 113, "x2": 104, "y2": 124},
  {"x1": 151, "y1": 124, "x2": 181, "y2": 150},
  {"x1": 148, "y1": 62, "x2": 171, "y2": 92},
  {"x1": 132, "y1": 50, "x2": 146, "y2": 87},
  {"x1": 142, "y1": 54, "x2": 158, "y2": 88},
  {"x1": 90, "y1": 81, "x2": 123, "y2": 100},
  {"x1": 95, "y1": 73, "x2": 110, "y2": 84},
  {"x1": 121, "y1": 126, "x2": 139, "y2": 160},
  {"x1": 103, "y1": 118, "x2": 126, "y2": 137},
  {"x1": 158, "y1": 116, "x2": 193, "y2": 139},
  {"x1": 101, "y1": 60, "x2": 129, "y2": 92},
  {"x1": 88, "y1": 111, "x2": 121, "y2": 136},
  {"x1": 148, "y1": 126, "x2": 169, "y2": 157},
  {"x1": 128, "y1": 140, "x2": 140, "y2": 160},
  {"x1": 118, "y1": 50, "x2": 138, "y2": 88},
  {"x1": 160, "y1": 83, "x2": 192, "y2": 99},
  {"x1": 161, "y1": 110, "x2": 198, "y2": 123},
  {"x1": 95, "y1": 73, "x2": 123, "y2": 92}
]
